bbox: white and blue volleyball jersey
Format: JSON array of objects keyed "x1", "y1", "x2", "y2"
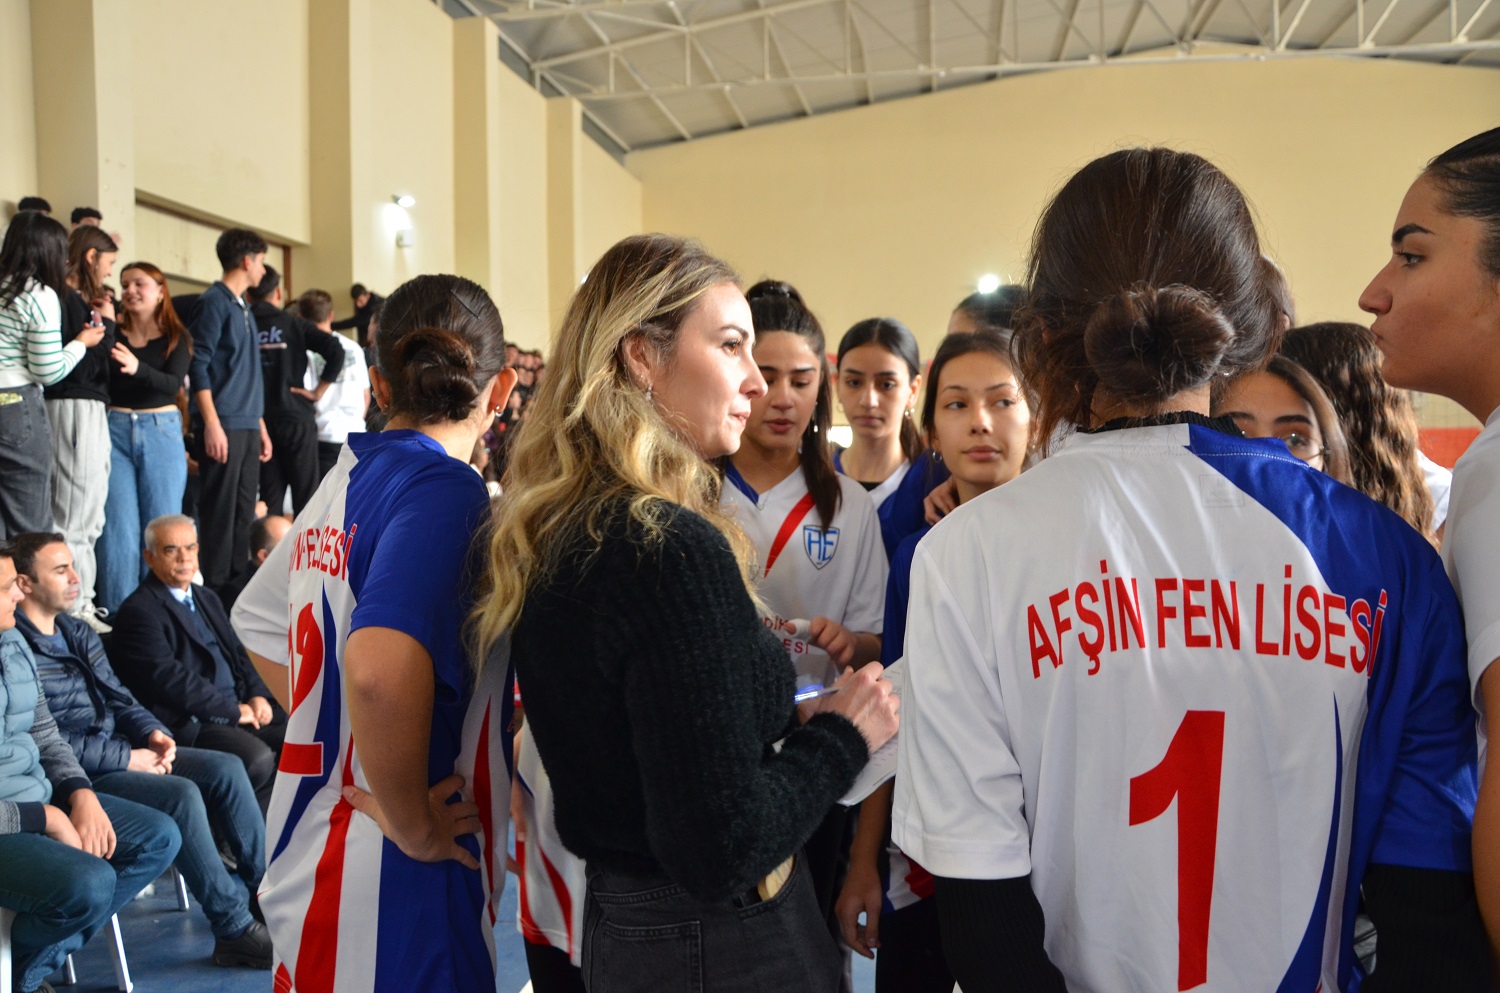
[
  {"x1": 232, "y1": 429, "x2": 514, "y2": 993},
  {"x1": 720, "y1": 463, "x2": 887, "y2": 691},
  {"x1": 835, "y1": 449, "x2": 949, "y2": 559},
  {"x1": 892, "y1": 419, "x2": 1477, "y2": 993}
]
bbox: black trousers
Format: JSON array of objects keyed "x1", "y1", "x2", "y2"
[
  {"x1": 875, "y1": 898, "x2": 954, "y2": 993},
  {"x1": 524, "y1": 940, "x2": 586, "y2": 993},
  {"x1": 261, "y1": 418, "x2": 319, "y2": 517},
  {"x1": 194, "y1": 427, "x2": 261, "y2": 591},
  {"x1": 316, "y1": 440, "x2": 342, "y2": 483},
  {"x1": 191, "y1": 712, "x2": 287, "y2": 816}
]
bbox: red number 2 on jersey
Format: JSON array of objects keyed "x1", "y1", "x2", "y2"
[
  {"x1": 278, "y1": 603, "x2": 326, "y2": 776},
  {"x1": 1129, "y1": 710, "x2": 1226, "y2": 992}
]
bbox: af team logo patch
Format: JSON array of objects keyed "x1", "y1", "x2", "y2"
[{"x1": 803, "y1": 525, "x2": 839, "y2": 569}]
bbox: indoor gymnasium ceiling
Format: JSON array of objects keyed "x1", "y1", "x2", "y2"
[{"x1": 446, "y1": 0, "x2": 1500, "y2": 151}]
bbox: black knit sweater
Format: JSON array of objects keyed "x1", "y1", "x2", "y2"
[{"x1": 512, "y1": 500, "x2": 870, "y2": 903}]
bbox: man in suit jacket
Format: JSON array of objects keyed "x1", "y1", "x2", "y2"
[{"x1": 110, "y1": 514, "x2": 286, "y2": 814}]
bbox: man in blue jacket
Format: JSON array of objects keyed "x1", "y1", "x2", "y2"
[
  {"x1": 10, "y1": 533, "x2": 271, "y2": 969},
  {"x1": 189, "y1": 228, "x2": 271, "y2": 593},
  {"x1": 0, "y1": 542, "x2": 179, "y2": 993}
]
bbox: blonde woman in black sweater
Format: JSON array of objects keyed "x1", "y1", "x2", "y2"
[{"x1": 476, "y1": 234, "x2": 899, "y2": 993}]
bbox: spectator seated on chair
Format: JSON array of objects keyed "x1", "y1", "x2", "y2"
[
  {"x1": 8, "y1": 533, "x2": 271, "y2": 970},
  {"x1": 108, "y1": 515, "x2": 285, "y2": 815},
  {"x1": 0, "y1": 543, "x2": 179, "y2": 993}
]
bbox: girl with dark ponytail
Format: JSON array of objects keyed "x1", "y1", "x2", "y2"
[
  {"x1": 895, "y1": 147, "x2": 1486, "y2": 992},
  {"x1": 835, "y1": 318, "x2": 946, "y2": 556},
  {"x1": 721, "y1": 281, "x2": 890, "y2": 935},
  {"x1": 1360, "y1": 126, "x2": 1500, "y2": 950},
  {"x1": 232, "y1": 273, "x2": 521, "y2": 993}
]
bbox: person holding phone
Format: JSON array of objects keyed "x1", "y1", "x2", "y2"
[{"x1": 0, "y1": 212, "x2": 105, "y2": 541}]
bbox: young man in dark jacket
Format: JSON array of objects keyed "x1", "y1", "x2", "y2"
[
  {"x1": 188, "y1": 229, "x2": 271, "y2": 593},
  {"x1": 249, "y1": 266, "x2": 343, "y2": 517},
  {"x1": 10, "y1": 533, "x2": 271, "y2": 969},
  {"x1": 109, "y1": 515, "x2": 285, "y2": 814},
  {"x1": 0, "y1": 543, "x2": 179, "y2": 993}
]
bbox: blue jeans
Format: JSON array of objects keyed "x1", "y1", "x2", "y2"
[
  {"x1": 0, "y1": 792, "x2": 180, "y2": 993},
  {"x1": 97, "y1": 409, "x2": 187, "y2": 613},
  {"x1": 92, "y1": 747, "x2": 263, "y2": 940}
]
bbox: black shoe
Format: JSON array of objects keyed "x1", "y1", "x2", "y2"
[
  {"x1": 249, "y1": 891, "x2": 265, "y2": 924},
  {"x1": 213, "y1": 920, "x2": 273, "y2": 969}
]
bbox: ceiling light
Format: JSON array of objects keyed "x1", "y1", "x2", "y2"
[{"x1": 393, "y1": 194, "x2": 416, "y2": 208}]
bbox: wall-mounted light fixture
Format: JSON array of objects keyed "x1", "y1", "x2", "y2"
[
  {"x1": 977, "y1": 273, "x2": 1001, "y2": 294},
  {"x1": 392, "y1": 194, "x2": 416, "y2": 208},
  {"x1": 397, "y1": 229, "x2": 416, "y2": 248}
]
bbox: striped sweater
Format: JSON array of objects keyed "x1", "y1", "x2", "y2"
[{"x1": 0, "y1": 279, "x2": 87, "y2": 389}]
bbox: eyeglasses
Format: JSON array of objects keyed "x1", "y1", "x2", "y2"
[{"x1": 1277, "y1": 431, "x2": 1326, "y2": 464}]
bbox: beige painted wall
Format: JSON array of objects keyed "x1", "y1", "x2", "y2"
[
  {"x1": 131, "y1": 0, "x2": 310, "y2": 244},
  {"x1": 492, "y1": 55, "x2": 551, "y2": 350},
  {"x1": 629, "y1": 57, "x2": 1500, "y2": 428},
  {"x1": 354, "y1": 0, "x2": 455, "y2": 292},
  {"x1": 0, "y1": 0, "x2": 36, "y2": 213},
  {"x1": 578, "y1": 136, "x2": 644, "y2": 292}
]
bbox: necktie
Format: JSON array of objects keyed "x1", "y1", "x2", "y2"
[{"x1": 184, "y1": 592, "x2": 196, "y2": 612}]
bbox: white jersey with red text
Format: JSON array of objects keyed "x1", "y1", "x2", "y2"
[
  {"x1": 892, "y1": 421, "x2": 1477, "y2": 993},
  {"x1": 514, "y1": 726, "x2": 586, "y2": 963},
  {"x1": 720, "y1": 465, "x2": 887, "y2": 690},
  {"x1": 232, "y1": 429, "x2": 514, "y2": 993}
]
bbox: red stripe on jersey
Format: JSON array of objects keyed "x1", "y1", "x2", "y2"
[
  {"x1": 292, "y1": 737, "x2": 357, "y2": 993},
  {"x1": 764, "y1": 493, "x2": 817, "y2": 576},
  {"x1": 474, "y1": 700, "x2": 496, "y2": 925},
  {"x1": 279, "y1": 742, "x2": 324, "y2": 777},
  {"x1": 906, "y1": 860, "x2": 935, "y2": 901},
  {"x1": 273, "y1": 963, "x2": 292, "y2": 993},
  {"x1": 539, "y1": 846, "x2": 578, "y2": 957},
  {"x1": 516, "y1": 832, "x2": 547, "y2": 945}
]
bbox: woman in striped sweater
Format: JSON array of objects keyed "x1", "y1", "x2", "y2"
[{"x1": 0, "y1": 211, "x2": 105, "y2": 539}]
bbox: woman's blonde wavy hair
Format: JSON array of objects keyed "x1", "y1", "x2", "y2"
[{"x1": 471, "y1": 234, "x2": 758, "y2": 669}]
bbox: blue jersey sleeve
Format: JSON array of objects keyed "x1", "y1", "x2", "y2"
[
  {"x1": 1359, "y1": 553, "x2": 1478, "y2": 873},
  {"x1": 880, "y1": 453, "x2": 949, "y2": 560},
  {"x1": 882, "y1": 529, "x2": 926, "y2": 667},
  {"x1": 350, "y1": 463, "x2": 489, "y2": 688}
]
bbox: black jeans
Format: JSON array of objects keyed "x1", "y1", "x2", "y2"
[
  {"x1": 193, "y1": 425, "x2": 261, "y2": 590},
  {"x1": 261, "y1": 417, "x2": 319, "y2": 517},
  {"x1": 525, "y1": 939, "x2": 587, "y2": 993},
  {"x1": 875, "y1": 899, "x2": 954, "y2": 993},
  {"x1": 0, "y1": 384, "x2": 54, "y2": 540},
  {"x1": 582, "y1": 857, "x2": 841, "y2": 993},
  {"x1": 316, "y1": 440, "x2": 343, "y2": 483}
]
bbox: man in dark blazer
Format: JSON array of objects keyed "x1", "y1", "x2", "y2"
[{"x1": 110, "y1": 514, "x2": 286, "y2": 814}]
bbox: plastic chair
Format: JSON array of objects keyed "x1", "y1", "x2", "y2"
[
  {"x1": 54, "y1": 913, "x2": 131, "y2": 993},
  {"x1": 1, "y1": 906, "x2": 15, "y2": 993}
]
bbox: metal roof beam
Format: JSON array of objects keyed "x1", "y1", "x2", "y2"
[
  {"x1": 1049, "y1": 0, "x2": 1086, "y2": 60},
  {"x1": 494, "y1": 26, "x2": 636, "y2": 150},
  {"x1": 564, "y1": 36, "x2": 1500, "y2": 99},
  {"x1": 531, "y1": 0, "x2": 845, "y2": 68}
]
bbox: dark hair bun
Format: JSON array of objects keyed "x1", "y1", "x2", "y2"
[
  {"x1": 745, "y1": 279, "x2": 804, "y2": 305},
  {"x1": 1083, "y1": 284, "x2": 1234, "y2": 403},
  {"x1": 393, "y1": 326, "x2": 481, "y2": 423}
]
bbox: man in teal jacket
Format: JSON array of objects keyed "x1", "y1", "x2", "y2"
[{"x1": 0, "y1": 542, "x2": 179, "y2": 993}]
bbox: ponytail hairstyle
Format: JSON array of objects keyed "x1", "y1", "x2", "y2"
[
  {"x1": 474, "y1": 234, "x2": 758, "y2": 666},
  {"x1": 1013, "y1": 147, "x2": 1281, "y2": 452},
  {"x1": 1279, "y1": 322, "x2": 1433, "y2": 534},
  {"x1": 1425, "y1": 126, "x2": 1500, "y2": 279},
  {"x1": 66, "y1": 224, "x2": 118, "y2": 304},
  {"x1": 118, "y1": 262, "x2": 191, "y2": 358},
  {"x1": 744, "y1": 279, "x2": 841, "y2": 529},
  {"x1": 374, "y1": 274, "x2": 506, "y2": 426},
  {"x1": 0, "y1": 211, "x2": 69, "y2": 311},
  {"x1": 836, "y1": 317, "x2": 926, "y2": 462}
]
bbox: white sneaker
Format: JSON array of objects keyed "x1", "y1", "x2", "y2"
[{"x1": 72, "y1": 605, "x2": 112, "y2": 635}]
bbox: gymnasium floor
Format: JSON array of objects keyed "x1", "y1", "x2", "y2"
[{"x1": 61, "y1": 865, "x2": 878, "y2": 992}]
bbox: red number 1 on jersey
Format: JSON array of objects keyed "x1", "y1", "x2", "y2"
[{"x1": 1128, "y1": 710, "x2": 1226, "y2": 991}]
